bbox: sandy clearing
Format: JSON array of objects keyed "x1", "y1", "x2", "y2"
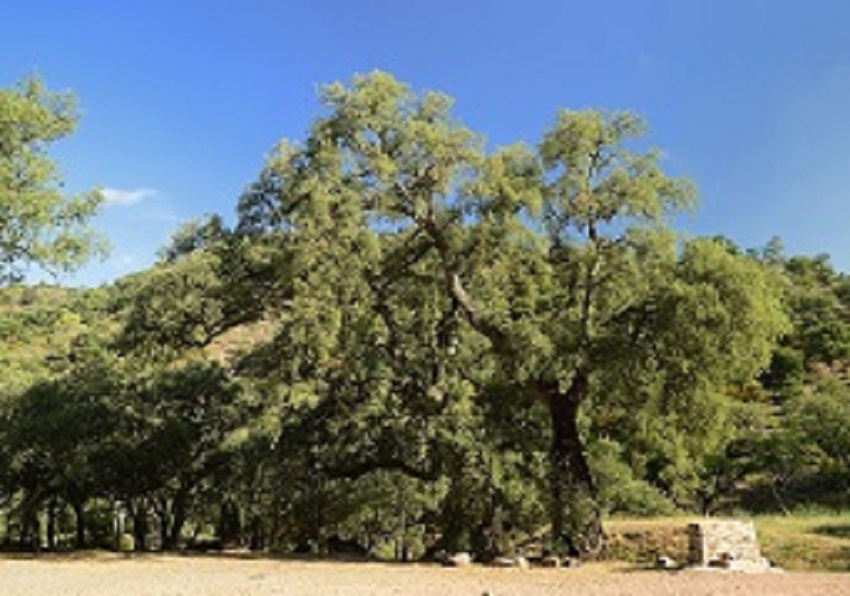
[{"x1": 1, "y1": 554, "x2": 849, "y2": 595}]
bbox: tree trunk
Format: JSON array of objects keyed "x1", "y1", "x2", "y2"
[
  {"x1": 156, "y1": 501, "x2": 170, "y2": 551},
  {"x1": 72, "y1": 499, "x2": 86, "y2": 549},
  {"x1": 166, "y1": 490, "x2": 188, "y2": 550},
  {"x1": 129, "y1": 499, "x2": 148, "y2": 551},
  {"x1": 218, "y1": 498, "x2": 241, "y2": 548},
  {"x1": 19, "y1": 491, "x2": 40, "y2": 552},
  {"x1": 249, "y1": 515, "x2": 265, "y2": 551},
  {"x1": 46, "y1": 500, "x2": 57, "y2": 551},
  {"x1": 0, "y1": 512, "x2": 8, "y2": 549},
  {"x1": 112, "y1": 498, "x2": 129, "y2": 551},
  {"x1": 546, "y1": 376, "x2": 604, "y2": 556}
]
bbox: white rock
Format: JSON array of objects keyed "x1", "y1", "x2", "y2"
[
  {"x1": 445, "y1": 552, "x2": 472, "y2": 567},
  {"x1": 515, "y1": 556, "x2": 530, "y2": 570}
]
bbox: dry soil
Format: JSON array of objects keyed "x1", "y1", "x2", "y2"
[{"x1": 2, "y1": 553, "x2": 850, "y2": 595}]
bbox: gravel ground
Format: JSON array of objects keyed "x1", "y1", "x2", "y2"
[{"x1": 2, "y1": 554, "x2": 850, "y2": 595}]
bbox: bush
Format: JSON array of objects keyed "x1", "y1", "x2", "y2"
[{"x1": 590, "y1": 439, "x2": 678, "y2": 517}]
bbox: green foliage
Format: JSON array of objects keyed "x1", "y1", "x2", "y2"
[
  {"x1": 783, "y1": 380, "x2": 850, "y2": 491},
  {"x1": 120, "y1": 252, "x2": 228, "y2": 356},
  {"x1": 0, "y1": 285, "x2": 114, "y2": 399},
  {"x1": 226, "y1": 71, "x2": 787, "y2": 553},
  {"x1": 797, "y1": 383, "x2": 850, "y2": 452},
  {"x1": 0, "y1": 72, "x2": 837, "y2": 559},
  {"x1": 0, "y1": 77, "x2": 105, "y2": 282},
  {"x1": 588, "y1": 439, "x2": 677, "y2": 517},
  {"x1": 159, "y1": 215, "x2": 227, "y2": 263}
]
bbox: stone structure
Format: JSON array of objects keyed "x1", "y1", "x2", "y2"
[{"x1": 687, "y1": 519, "x2": 770, "y2": 570}]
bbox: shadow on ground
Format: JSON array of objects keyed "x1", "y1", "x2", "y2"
[{"x1": 813, "y1": 524, "x2": 850, "y2": 539}]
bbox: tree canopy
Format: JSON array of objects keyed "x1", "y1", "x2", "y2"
[
  {"x1": 0, "y1": 72, "x2": 841, "y2": 560},
  {"x1": 233, "y1": 71, "x2": 789, "y2": 552},
  {"x1": 0, "y1": 77, "x2": 104, "y2": 282}
]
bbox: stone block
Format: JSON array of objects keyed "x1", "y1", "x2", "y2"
[{"x1": 687, "y1": 520, "x2": 769, "y2": 570}]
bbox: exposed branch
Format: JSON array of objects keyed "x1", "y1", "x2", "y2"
[{"x1": 419, "y1": 214, "x2": 513, "y2": 357}]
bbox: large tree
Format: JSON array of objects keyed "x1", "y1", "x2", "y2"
[
  {"x1": 239, "y1": 72, "x2": 788, "y2": 554},
  {"x1": 0, "y1": 76, "x2": 103, "y2": 282}
]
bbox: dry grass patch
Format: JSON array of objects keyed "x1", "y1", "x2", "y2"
[
  {"x1": 755, "y1": 513, "x2": 850, "y2": 571},
  {"x1": 604, "y1": 517, "x2": 694, "y2": 565},
  {"x1": 604, "y1": 513, "x2": 850, "y2": 571}
]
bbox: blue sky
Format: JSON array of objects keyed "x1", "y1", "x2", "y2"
[{"x1": 4, "y1": 0, "x2": 850, "y2": 285}]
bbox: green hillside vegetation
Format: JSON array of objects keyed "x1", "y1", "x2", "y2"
[
  {"x1": 1, "y1": 73, "x2": 850, "y2": 569},
  {"x1": 0, "y1": 285, "x2": 112, "y2": 396}
]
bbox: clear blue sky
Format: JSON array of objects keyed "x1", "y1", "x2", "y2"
[{"x1": 5, "y1": 0, "x2": 850, "y2": 285}]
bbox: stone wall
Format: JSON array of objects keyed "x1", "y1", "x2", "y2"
[{"x1": 687, "y1": 520, "x2": 769, "y2": 570}]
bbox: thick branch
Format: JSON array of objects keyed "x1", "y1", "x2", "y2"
[{"x1": 416, "y1": 212, "x2": 513, "y2": 357}]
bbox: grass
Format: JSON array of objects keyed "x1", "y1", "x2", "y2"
[
  {"x1": 603, "y1": 511, "x2": 850, "y2": 571},
  {"x1": 754, "y1": 511, "x2": 850, "y2": 571},
  {"x1": 604, "y1": 516, "x2": 693, "y2": 565}
]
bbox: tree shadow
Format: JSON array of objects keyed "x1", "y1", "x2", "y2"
[{"x1": 812, "y1": 524, "x2": 850, "y2": 539}]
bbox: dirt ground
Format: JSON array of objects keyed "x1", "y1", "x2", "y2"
[{"x1": 2, "y1": 554, "x2": 850, "y2": 595}]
